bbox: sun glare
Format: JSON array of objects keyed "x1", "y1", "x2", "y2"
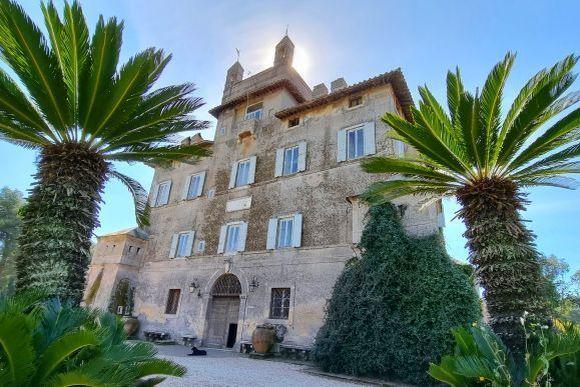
[{"x1": 292, "y1": 46, "x2": 310, "y2": 76}]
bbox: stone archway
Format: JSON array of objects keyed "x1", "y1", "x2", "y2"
[{"x1": 203, "y1": 273, "x2": 242, "y2": 348}]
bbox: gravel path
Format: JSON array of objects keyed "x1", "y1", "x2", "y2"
[{"x1": 157, "y1": 347, "x2": 370, "y2": 387}]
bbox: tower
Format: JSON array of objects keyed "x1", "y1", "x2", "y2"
[
  {"x1": 274, "y1": 35, "x2": 294, "y2": 67},
  {"x1": 224, "y1": 61, "x2": 244, "y2": 91}
]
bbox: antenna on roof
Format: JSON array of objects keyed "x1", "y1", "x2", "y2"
[
  {"x1": 285, "y1": 24, "x2": 289, "y2": 36},
  {"x1": 235, "y1": 48, "x2": 240, "y2": 62}
]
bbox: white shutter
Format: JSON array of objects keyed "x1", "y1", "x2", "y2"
[
  {"x1": 182, "y1": 176, "x2": 192, "y2": 200},
  {"x1": 197, "y1": 171, "x2": 206, "y2": 197},
  {"x1": 266, "y1": 218, "x2": 278, "y2": 250},
  {"x1": 184, "y1": 231, "x2": 195, "y2": 256},
  {"x1": 149, "y1": 183, "x2": 159, "y2": 206},
  {"x1": 160, "y1": 181, "x2": 171, "y2": 205},
  {"x1": 364, "y1": 121, "x2": 376, "y2": 155},
  {"x1": 169, "y1": 234, "x2": 178, "y2": 258},
  {"x1": 337, "y1": 129, "x2": 347, "y2": 162},
  {"x1": 298, "y1": 142, "x2": 307, "y2": 172},
  {"x1": 228, "y1": 162, "x2": 238, "y2": 189},
  {"x1": 247, "y1": 156, "x2": 257, "y2": 184},
  {"x1": 217, "y1": 225, "x2": 227, "y2": 253},
  {"x1": 292, "y1": 213, "x2": 302, "y2": 248},
  {"x1": 274, "y1": 149, "x2": 284, "y2": 177},
  {"x1": 238, "y1": 222, "x2": 248, "y2": 252}
]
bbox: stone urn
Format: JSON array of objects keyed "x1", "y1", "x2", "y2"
[
  {"x1": 252, "y1": 325, "x2": 276, "y2": 354},
  {"x1": 122, "y1": 316, "x2": 139, "y2": 337}
]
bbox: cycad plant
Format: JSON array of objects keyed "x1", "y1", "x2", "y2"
[
  {"x1": 0, "y1": 0, "x2": 209, "y2": 302},
  {"x1": 0, "y1": 291, "x2": 186, "y2": 386},
  {"x1": 362, "y1": 53, "x2": 579, "y2": 354}
]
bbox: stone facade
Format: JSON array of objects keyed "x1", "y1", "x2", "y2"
[{"x1": 85, "y1": 36, "x2": 443, "y2": 351}]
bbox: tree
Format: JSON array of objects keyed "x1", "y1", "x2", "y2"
[
  {"x1": 0, "y1": 291, "x2": 186, "y2": 386},
  {"x1": 362, "y1": 53, "x2": 579, "y2": 354},
  {"x1": 0, "y1": 187, "x2": 24, "y2": 293},
  {"x1": 0, "y1": 1, "x2": 209, "y2": 302},
  {"x1": 314, "y1": 203, "x2": 481, "y2": 385}
]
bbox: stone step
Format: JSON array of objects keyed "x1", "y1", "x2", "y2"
[{"x1": 154, "y1": 339, "x2": 177, "y2": 345}]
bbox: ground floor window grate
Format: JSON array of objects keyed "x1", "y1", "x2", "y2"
[
  {"x1": 270, "y1": 288, "x2": 291, "y2": 319},
  {"x1": 165, "y1": 289, "x2": 181, "y2": 314}
]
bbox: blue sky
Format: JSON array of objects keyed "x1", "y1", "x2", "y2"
[{"x1": 0, "y1": 0, "x2": 578, "y2": 271}]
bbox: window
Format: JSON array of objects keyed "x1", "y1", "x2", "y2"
[
  {"x1": 394, "y1": 140, "x2": 405, "y2": 157},
  {"x1": 235, "y1": 159, "x2": 250, "y2": 187},
  {"x1": 229, "y1": 157, "x2": 256, "y2": 189},
  {"x1": 165, "y1": 289, "x2": 181, "y2": 314},
  {"x1": 185, "y1": 172, "x2": 205, "y2": 199},
  {"x1": 245, "y1": 102, "x2": 263, "y2": 120},
  {"x1": 154, "y1": 181, "x2": 171, "y2": 206},
  {"x1": 220, "y1": 127, "x2": 225, "y2": 135},
  {"x1": 207, "y1": 188, "x2": 215, "y2": 198},
  {"x1": 128, "y1": 246, "x2": 133, "y2": 253},
  {"x1": 225, "y1": 224, "x2": 241, "y2": 253},
  {"x1": 283, "y1": 146, "x2": 299, "y2": 175},
  {"x1": 266, "y1": 213, "x2": 302, "y2": 249},
  {"x1": 270, "y1": 288, "x2": 291, "y2": 319},
  {"x1": 197, "y1": 240, "x2": 206, "y2": 253},
  {"x1": 136, "y1": 247, "x2": 141, "y2": 254},
  {"x1": 176, "y1": 233, "x2": 190, "y2": 257},
  {"x1": 347, "y1": 126, "x2": 365, "y2": 160},
  {"x1": 288, "y1": 117, "x2": 300, "y2": 128},
  {"x1": 348, "y1": 96, "x2": 363, "y2": 108}
]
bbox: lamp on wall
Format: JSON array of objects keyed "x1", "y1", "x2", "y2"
[
  {"x1": 249, "y1": 276, "x2": 260, "y2": 292},
  {"x1": 188, "y1": 280, "x2": 200, "y2": 294}
]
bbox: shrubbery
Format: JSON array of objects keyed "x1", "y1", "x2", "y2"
[{"x1": 314, "y1": 203, "x2": 481, "y2": 385}]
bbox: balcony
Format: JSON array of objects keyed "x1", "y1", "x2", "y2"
[{"x1": 236, "y1": 118, "x2": 259, "y2": 142}]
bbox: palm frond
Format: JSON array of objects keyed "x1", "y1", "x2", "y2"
[
  {"x1": 0, "y1": 313, "x2": 36, "y2": 386},
  {"x1": 132, "y1": 358, "x2": 186, "y2": 379},
  {"x1": 108, "y1": 170, "x2": 150, "y2": 227},
  {"x1": 106, "y1": 144, "x2": 211, "y2": 164},
  {"x1": 362, "y1": 178, "x2": 454, "y2": 204},
  {"x1": 361, "y1": 156, "x2": 461, "y2": 183},
  {"x1": 447, "y1": 67, "x2": 464, "y2": 126}
]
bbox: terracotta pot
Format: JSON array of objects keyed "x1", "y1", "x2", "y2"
[
  {"x1": 122, "y1": 316, "x2": 139, "y2": 337},
  {"x1": 252, "y1": 326, "x2": 275, "y2": 353}
]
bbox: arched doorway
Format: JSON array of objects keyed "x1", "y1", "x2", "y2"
[{"x1": 204, "y1": 273, "x2": 242, "y2": 348}]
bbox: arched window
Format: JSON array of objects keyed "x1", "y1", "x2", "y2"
[{"x1": 211, "y1": 274, "x2": 241, "y2": 296}]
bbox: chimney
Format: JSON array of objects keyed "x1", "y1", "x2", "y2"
[
  {"x1": 330, "y1": 77, "x2": 348, "y2": 92},
  {"x1": 312, "y1": 83, "x2": 328, "y2": 98}
]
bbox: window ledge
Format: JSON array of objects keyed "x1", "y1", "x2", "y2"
[{"x1": 345, "y1": 104, "x2": 364, "y2": 111}]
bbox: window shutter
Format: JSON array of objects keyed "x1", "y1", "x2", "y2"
[
  {"x1": 238, "y1": 222, "x2": 248, "y2": 252},
  {"x1": 274, "y1": 149, "x2": 284, "y2": 177},
  {"x1": 182, "y1": 176, "x2": 192, "y2": 200},
  {"x1": 298, "y1": 142, "x2": 307, "y2": 172},
  {"x1": 337, "y1": 129, "x2": 347, "y2": 162},
  {"x1": 247, "y1": 156, "x2": 257, "y2": 184},
  {"x1": 228, "y1": 162, "x2": 238, "y2": 189},
  {"x1": 160, "y1": 181, "x2": 171, "y2": 205},
  {"x1": 266, "y1": 218, "x2": 278, "y2": 249},
  {"x1": 149, "y1": 183, "x2": 159, "y2": 206},
  {"x1": 169, "y1": 234, "x2": 178, "y2": 258},
  {"x1": 197, "y1": 171, "x2": 206, "y2": 197},
  {"x1": 364, "y1": 121, "x2": 376, "y2": 155},
  {"x1": 184, "y1": 231, "x2": 195, "y2": 256},
  {"x1": 292, "y1": 213, "x2": 302, "y2": 247},
  {"x1": 217, "y1": 225, "x2": 227, "y2": 253}
]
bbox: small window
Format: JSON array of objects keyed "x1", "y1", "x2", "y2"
[
  {"x1": 176, "y1": 232, "x2": 190, "y2": 257},
  {"x1": 155, "y1": 181, "x2": 171, "y2": 206},
  {"x1": 186, "y1": 173, "x2": 204, "y2": 199},
  {"x1": 245, "y1": 102, "x2": 263, "y2": 120},
  {"x1": 207, "y1": 188, "x2": 216, "y2": 198},
  {"x1": 225, "y1": 224, "x2": 242, "y2": 253},
  {"x1": 394, "y1": 140, "x2": 405, "y2": 157},
  {"x1": 128, "y1": 246, "x2": 133, "y2": 253},
  {"x1": 136, "y1": 247, "x2": 141, "y2": 254},
  {"x1": 235, "y1": 159, "x2": 251, "y2": 187},
  {"x1": 197, "y1": 240, "x2": 206, "y2": 253},
  {"x1": 165, "y1": 289, "x2": 181, "y2": 314},
  {"x1": 277, "y1": 217, "x2": 294, "y2": 248},
  {"x1": 347, "y1": 127, "x2": 365, "y2": 160},
  {"x1": 288, "y1": 117, "x2": 300, "y2": 128},
  {"x1": 283, "y1": 146, "x2": 299, "y2": 176},
  {"x1": 348, "y1": 96, "x2": 363, "y2": 108},
  {"x1": 220, "y1": 127, "x2": 226, "y2": 135},
  {"x1": 270, "y1": 288, "x2": 291, "y2": 319}
]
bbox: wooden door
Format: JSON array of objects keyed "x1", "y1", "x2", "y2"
[{"x1": 204, "y1": 296, "x2": 240, "y2": 348}]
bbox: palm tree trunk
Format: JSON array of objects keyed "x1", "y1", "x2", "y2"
[
  {"x1": 456, "y1": 178, "x2": 548, "y2": 355},
  {"x1": 16, "y1": 142, "x2": 108, "y2": 304}
]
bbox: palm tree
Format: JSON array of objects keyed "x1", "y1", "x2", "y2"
[
  {"x1": 362, "y1": 53, "x2": 579, "y2": 354},
  {"x1": 0, "y1": 0, "x2": 209, "y2": 303}
]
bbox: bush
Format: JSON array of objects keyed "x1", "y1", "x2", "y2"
[
  {"x1": 0, "y1": 291, "x2": 185, "y2": 386},
  {"x1": 314, "y1": 203, "x2": 481, "y2": 385}
]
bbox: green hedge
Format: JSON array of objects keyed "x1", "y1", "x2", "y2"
[{"x1": 314, "y1": 203, "x2": 481, "y2": 385}]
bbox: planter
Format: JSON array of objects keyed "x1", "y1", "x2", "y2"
[
  {"x1": 122, "y1": 316, "x2": 139, "y2": 337},
  {"x1": 252, "y1": 326, "x2": 275, "y2": 354}
]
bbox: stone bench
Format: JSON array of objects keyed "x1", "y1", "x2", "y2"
[
  {"x1": 279, "y1": 344, "x2": 313, "y2": 361},
  {"x1": 240, "y1": 340, "x2": 254, "y2": 354},
  {"x1": 182, "y1": 334, "x2": 197, "y2": 346},
  {"x1": 143, "y1": 330, "x2": 170, "y2": 342}
]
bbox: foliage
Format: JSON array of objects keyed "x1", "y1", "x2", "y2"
[
  {"x1": 0, "y1": 291, "x2": 185, "y2": 386},
  {"x1": 84, "y1": 268, "x2": 103, "y2": 305},
  {"x1": 0, "y1": 187, "x2": 24, "y2": 294},
  {"x1": 548, "y1": 348, "x2": 580, "y2": 386},
  {"x1": 429, "y1": 319, "x2": 580, "y2": 386},
  {"x1": 108, "y1": 278, "x2": 134, "y2": 315},
  {"x1": 539, "y1": 254, "x2": 580, "y2": 321},
  {"x1": 0, "y1": 0, "x2": 209, "y2": 302},
  {"x1": 314, "y1": 203, "x2": 481, "y2": 385},
  {"x1": 362, "y1": 53, "x2": 580, "y2": 353}
]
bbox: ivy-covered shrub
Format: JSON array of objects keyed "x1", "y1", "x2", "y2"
[{"x1": 314, "y1": 203, "x2": 481, "y2": 385}]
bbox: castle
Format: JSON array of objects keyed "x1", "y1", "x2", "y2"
[{"x1": 84, "y1": 36, "x2": 443, "y2": 351}]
